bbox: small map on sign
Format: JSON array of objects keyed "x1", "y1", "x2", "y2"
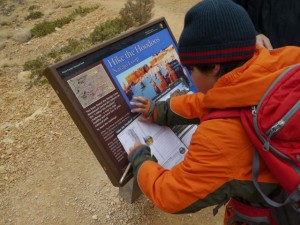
[{"x1": 67, "y1": 64, "x2": 115, "y2": 108}]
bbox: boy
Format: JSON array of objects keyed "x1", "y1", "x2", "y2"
[{"x1": 128, "y1": 0, "x2": 300, "y2": 224}]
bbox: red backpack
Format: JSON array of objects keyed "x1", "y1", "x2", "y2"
[{"x1": 203, "y1": 64, "x2": 300, "y2": 225}]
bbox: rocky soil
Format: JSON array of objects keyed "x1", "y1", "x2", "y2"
[{"x1": 0, "y1": 0, "x2": 224, "y2": 224}]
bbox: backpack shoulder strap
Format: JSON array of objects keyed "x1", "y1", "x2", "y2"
[
  {"x1": 252, "y1": 150, "x2": 300, "y2": 208},
  {"x1": 201, "y1": 108, "x2": 242, "y2": 121}
]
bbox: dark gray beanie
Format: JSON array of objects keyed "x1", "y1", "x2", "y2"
[{"x1": 178, "y1": 0, "x2": 256, "y2": 66}]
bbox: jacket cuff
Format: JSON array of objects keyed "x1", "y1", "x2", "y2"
[
  {"x1": 148, "y1": 100, "x2": 156, "y2": 118},
  {"x1": 128, "y1": 145, "x2": 156, "y2": 175}
]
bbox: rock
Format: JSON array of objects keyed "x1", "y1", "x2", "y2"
[
  {"x1": 2, "y1": 138, "x2": 14, "y2": 144},
  {"x1": 61, "y1": 3, "x2": 73, "y2": 8},
  {"x1": 0, "y1": 165, "x2": 5, "y2": 174},
  {"x1": 5, "y1": 149, "x2": 13, "y2": 155},
  {"x1": 12, "y1": 28, "x2": 32, "y2": 43},
  {"x1": 17, "y1": 71, "x2": 32, "y2": 83},
  {"x1": 1, "y1": 3, "x2": 16, "y2": 16},
  {"x1": 0, "y1": 122, "x2": 14, "y2": 130},
  {"x1": 92, "y1": 215, "x2": 98, "y2": 220},
  {"x1": 0, "y1": 41, "x2": 6, "y2": 51},
  {"x1": 0, "y1": 15, "x2": 16, "y2": 26},
  {"x1": 44, "y1": 9, "x2": 55, "y2": 17},
  {"x1": 0, "y1": 59, "x2": 19, "y2": 68},
  {"x1": 0, "y1": 29, "x2": 13, "y2": 41}
]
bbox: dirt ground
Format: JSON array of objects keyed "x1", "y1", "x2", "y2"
[{"x1": 0, "y1": 0, "x2": 224, "y2": 224}]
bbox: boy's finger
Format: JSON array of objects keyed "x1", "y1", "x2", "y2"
[
  {"x1": 130, "y1": 102, "x2": 147, "y2": 109},
  {"x1": 133, "y1": 96, "x2": 148, "y2": 104},
  {"x1": 131, "y1": 108, "x2": 143, "y2": 113},
  {"x1": 138, "y1": 117, "x2": 152, "y2": 123}
]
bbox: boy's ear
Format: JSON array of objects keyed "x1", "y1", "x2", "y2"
[{"x1": 212, "y1": 64, "x2": 221, "y2": 77}]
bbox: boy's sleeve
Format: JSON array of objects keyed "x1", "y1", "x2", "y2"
[
  {"x1": 134, "y1": 125, "x2": 233, "y2": 214},
  {"x1": 153, "y1": 93, "x2": 204, "y2": 126}
]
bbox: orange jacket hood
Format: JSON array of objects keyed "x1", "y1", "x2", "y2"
[{"x1": 202, "y1": 46, "x2": 300, "y2": 110}]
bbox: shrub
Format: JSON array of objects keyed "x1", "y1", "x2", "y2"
[
  {"x1": 30, "y1": 21, "x2": 56, "y2": 37},
  {"x1": 28, "y1": 5, "x2": 40, "y2": 11},
  {"x1": 48, "y1": 49, "x2": 61, "y2": 60},
  {"x1": 30, "y1": 17, "x2": 72, "y2": 37},
  {"x1": 25, "y1": 11, "x2": 44, "y2": 20},
  {"x1": 60, "y1": 39, "x2": 81, "y2": 54},
  {"x1": 30, "y1": 6, "x2": 98, "y2": 38},
  {"x1": 89, "y1": 18, "x2": 127, "y2": 44},
  {"x1": 59, "y1": 38, "x2": 90, "y2": 55},
  {"x1": 47, "y1": 37, "x2": 93, "y2": 62},
  {"x1": 69, "y1": 40, "x2": 92, "y2": 55},
  {"x1": 23, "y1": 57, "x2": 46, "y2": 78},
  {"x1": 48, "y1": 49, "x2": 63, "y2": 62},
  {"x1": 119, "y1": 0, "x2": 154, "y2": 27},
  {"x1": 70, "y1": 6, "x2": 99, "y2": 18}
]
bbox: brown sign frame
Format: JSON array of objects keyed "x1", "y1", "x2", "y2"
[{"x1": 44, "y1": 17, "x2": 179, "y2": 187}]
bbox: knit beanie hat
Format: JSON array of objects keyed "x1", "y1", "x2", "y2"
[{"x1": 178, "y1": 0, "x2": 256, "y2": 66}]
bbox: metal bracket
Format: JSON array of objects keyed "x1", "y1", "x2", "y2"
[{"x1": 118, "y1": 178, "x2": 142, "y2": 203}]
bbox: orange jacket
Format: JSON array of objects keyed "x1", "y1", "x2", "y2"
[{"x1": 135, "y1": 46, "x2": 300, "y2": 215}]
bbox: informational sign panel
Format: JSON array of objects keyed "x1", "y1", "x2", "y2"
[{"x1": 44, "y1": 17, "x2": 195, "y2": 187}]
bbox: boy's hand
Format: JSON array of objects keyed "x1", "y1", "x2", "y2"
[
  {"x1": 128, "y1": 143, "x2": 152, "y2": 165},
  {"x1": 130, "y1": 96, "x2": 154, "y2": 121},
  {"x1": 128, "y1": 143, "x2": 143, "y2": 156}
]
